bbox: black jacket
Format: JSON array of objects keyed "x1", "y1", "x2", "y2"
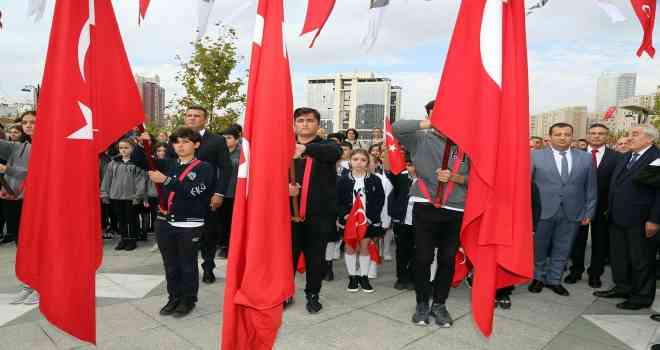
[
  {"x1": 293, "y1": 137, "x2": 342, "y2": 217},
  {"x1": 532, "y1": 182, "x2": 541, "y2": 231},
  {"x1": 156, "y1": 158, "x2": 215, "y2": 223},
  {"x1": 593, "y1": 147, "x2": 622, "y2": 215},
  {"x1": 337, "y1": 173, "x2": 385, "y2": 228},
  {"x1": 609, "y1": 146, "x2": 660, "y2": 228},
  {"x1": 387, "y1": 171, "x2": 414, "y2": 223}
]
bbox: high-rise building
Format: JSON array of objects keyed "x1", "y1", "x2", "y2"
[
  {"x1": 595, "y1": 72, "x2": 636, "y2": 113},
  {"x1": 135, "y1": 75, "x2": 166, "y2": 126},
  {"x1": 531, "y1": 106, "x2": 588, "y2": 138},
  {"x1": 306, "y1": 73, "x2": 402, "y2": 139}
]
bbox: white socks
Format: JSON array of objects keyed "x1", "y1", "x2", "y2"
[
  {"x1": 383, "y1": 229, "x2": 394, "y2": 260},
  {"x1": 345, "y1": 253, "x2": 358, "y2": 276},
  {"x1": 359, "y1": 255, "x2": 370, "y2": 277}
]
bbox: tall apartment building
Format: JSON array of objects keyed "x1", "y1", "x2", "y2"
[
  {"x1": 135, "y1": 75, "x2": 166, "y2": 126},
  {"x1": 595, "y1": 72, "x2": 637, "y2": 113},
  {"x1": 306, "y1": 73, "x2": 402, "y2": 139},
  {"x1": 531, "y1": 106, "x2": 588, "y2": 138}
]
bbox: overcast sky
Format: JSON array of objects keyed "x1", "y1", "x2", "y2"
[{"x1": 1, "y1": 0, "x2": 659, "y2": 118}]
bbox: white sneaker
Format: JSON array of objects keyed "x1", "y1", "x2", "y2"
[
  {"x1": 149, "y1": 243, "x2": 159, "y2": 252},
  {"x1": 23, "y1": 291, "x2": 39, "y2": 305},
  {"x1": 10, "y1": 287, "x2": 33, "y2": 305}
]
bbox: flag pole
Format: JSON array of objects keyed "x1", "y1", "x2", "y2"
[{"x1": 290, "y1": 160, "x2": 302, "y2": 222}]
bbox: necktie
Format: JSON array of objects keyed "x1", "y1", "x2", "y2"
[
  {"x1": 626, "y1": 153, "x2": 640, "y2": 169},
  {"x1": 591, "y1": 149, "x2": 598, "y2": 168},
  {"x1": 560, "y1": 151, "x2": 569, "y2": 182}
]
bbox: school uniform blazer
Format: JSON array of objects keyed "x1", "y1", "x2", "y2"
[{"x1": 336, "y1": 173, "x2": 385, "y2": 227}]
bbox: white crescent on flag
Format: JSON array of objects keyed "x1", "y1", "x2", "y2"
[
  {"x1": 480, "y1": 0, "x2": 503, "y2": 88},
  {"x1": 69, "y1": 0, "x2": 95, "y2": 140}
]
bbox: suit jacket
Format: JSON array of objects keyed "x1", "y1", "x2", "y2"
[
  {"x1": 593, "y1": 147, "x2": 622, "y2": 215},
  {"x1": 532, "y1": 148, "x2": 597, "y2": 222},
  {"x1": 609, "y1": 146, "x2": 660, "y2": 228}
]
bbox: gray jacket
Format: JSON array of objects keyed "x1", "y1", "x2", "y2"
[
  {"x1": 393, "y1": 120, "x2": 469, "y2": 210},
  {"x1": 0, "y1": 140, "x2": 31, "y2": 199},
  {"x1": 100, "y1": 159, "x2": 146, "y2": 201},
  {"x1": 532, "y1": 148, "x2": 597, "y2": 222}
]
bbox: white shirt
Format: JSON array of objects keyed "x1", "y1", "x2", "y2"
[
  {"x1": 587, "y1": 145, "x2": 606, "y2": 168},
  {"x1": 199, "y1": 129, "x2": 206, "y2": 137},
  {"x1": 635, "y1": 145, "x2": 653, "y2": 159},
  {"x1": 551, "y1": 147, "x2": 572, "y2": 176},
  {"x1": 352, "y1": 175, "x2": 366, "y2": 208}
]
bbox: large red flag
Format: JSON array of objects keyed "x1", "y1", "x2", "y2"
[
  {"x1": 15, "y1": 0, "x2": 144, "y2": 343},
  {"x1": 384, "y1": 119, "x2": 406, "y2": 175},
  {"x1": 300, "y1": 0, "x2": 336, "y2": 47},
  {"x1": 139, "y1": 0, "x2": 150, "y2": 23},
  {"x1": 431, "y1": 0, "x2": 532, "y2": 336},
  {"x1": 631, "y1": 0, "x2": 656, "y2": 58},
  {"x1": 343, "y1": 195, "x2": 368, "y2": 250},
  {"x1": 221, "y1": 0, "x2": 295, "y2": 348}
]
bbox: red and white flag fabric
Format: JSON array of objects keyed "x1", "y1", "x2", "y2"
[
  {"x1": 221, "y1": 0, "x2": 294, "y2": 348},
  {"x1": 385, "y1": 118, "x2": 406, "y2": 175},
  {"x1": 368, "y1": 240, "x2": 381, "y2": 264},
  {"x1": 343, "y1": 194, "x2": 368, "y2": 250},
  {"x1": 631, "y1": 0, "x2": 656, "y2": 58},
  {"x1": 16, "y1": 0, "x2": 144, "y2": 343},
  {"x1": 431, "y1": 0, "x2": 533, "y2": 336},
  {"x1": 300, "y1": 0, "x2": 336, "y2": 48},
  {"x1": 139, "y1": 0, "x2": 150, "y2": 23},
  {"x1": 604, "y1": 106, "x2": 617, "y2": 120}
]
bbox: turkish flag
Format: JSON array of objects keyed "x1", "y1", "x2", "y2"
[
  {"x1": 221, "y1": 0, "x2": 295, "y2": 349},
  {"x1": 431, "y1": 0, "x2": 533, "y2": 336},
  {"x1": 368, "y1": 240, "x2": 381, "y2": 264},
  {"x1": 300, "y1": 0, "x2": 336, "y2": 47},
  {"x1": 15, "y1": 0, "x2": 144, "y2": 343},
  {"x1": 631, "y1": 0, "x2": 656, "y2": 58},
  {"x1": 139, "y1": 0, "x2": 150, "y2": 23},
  {"x1": 385, "y1": 119, "x2": 406, "y2": 175},
  {"x1": 344, "y1": 195, "x2": 368, "y2": 250},
  {"x1": 604, "y1": 106, "x2": 617, "y2": 120}
]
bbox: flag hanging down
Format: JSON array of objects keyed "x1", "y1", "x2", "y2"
[
  {"x1": 362, "y1": 0, "x2": 389, "y2": 51},
  {"x1": 430, "y1": 0, "x2": 533, "y2": 336},
  {"x1": 27, "y1": 0, "x2": 47, "y2": 21},
  {"x1": 139, "y1": 0, "x2": 150, "y2": 24},
  {"x1": 300, "y1": 0, "x2": 336, "y2": 48},
  {"x1": 15, "y1": 0, "x2": 144, "y2": 343},
  {"x1": 385, "y1": 118, "x2": 406, "y2": 175},
  {"x1": 595, "y1": 0, "x2": 626, "y2": 23},
  {"x1": 221, "y1": 0, "x2": 295, "y2": 348},
  {"x1": 197, "y1": 0, "x2": 216, "y2": 41},
  {"x1": 631, "y1": 0, "x2": 656, "y2": 58}
]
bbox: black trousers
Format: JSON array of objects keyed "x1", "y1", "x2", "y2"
[
  {"x1": 3, "y1": 199, "x2": 22, "y2": 240},
  {"x1": 292, "y1": 215, "x2": 333, "y2": 296},
  {"x1": 201, "y1": 208, "x2": 221, "y2": 273},
  {"x1": 156, "y1": 219, "x2": 202, "y2": 303},
  {"x1": 218, "y1": 198, "x2": 235, "y2": 249},
  {"x1": 412, "y1": 203, "x2": 462, "y2": 304},
  {"x1": 111, "y1": 200, "x2": 138, "y2": 241},
  {"x1": 101, "y1": 201, "x2": 118, "y2": 232},
  {"x1": 393, "y1": 223, "x2": 415, "y2": 284},
  {"x1": 610, "y1": 223, "x2": 657, "y2": 306},
  {"x1": 569, "y1": 211, "x2": 608, "y2": 277}
]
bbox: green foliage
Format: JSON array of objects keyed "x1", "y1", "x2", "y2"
[{"x1": 171, "y1": 26, "x2": 246, "y2": 133}]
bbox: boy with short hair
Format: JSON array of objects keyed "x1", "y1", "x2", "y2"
[{"x1": 148, "y1": 127, "x2": 215, "y2": 318}]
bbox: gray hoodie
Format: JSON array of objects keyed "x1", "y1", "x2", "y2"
[
  {"x1": 100, "y1": 159, "x2": 146, "y2": 202},
  {"x1": 393, "y1": 120, "x2": 469, "y2": 210},
  {"x1": 0, "y1": 140, "x2": 31, "y2": 200}
]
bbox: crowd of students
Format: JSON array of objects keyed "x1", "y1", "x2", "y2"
[{"x1": 3, "y1": 102, "x2": 660, "y2": 337}]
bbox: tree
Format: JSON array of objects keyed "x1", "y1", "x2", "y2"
[{"x1": 171, "y1": 26, "x2": 246, "y2": 133}]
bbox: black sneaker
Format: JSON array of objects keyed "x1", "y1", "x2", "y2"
[
  {"x1": 202, "y1": 271, "x2": 216, "y2": 284},
  {"x1": 394, "y1": 280, "x2": 407, "y2": 290},
  {"x1": 496, "y1": 294, "x2": 512, "y2": 310},
  {"x1": 359, "y1": 276, "x2": 375, "y2": 293},
  {"x1": 347, "y1": 276, "x2": 359, "y2": 292},
  {"x1": 173, "y1": 300, "x2": 195, "y2": 318},
  {"x1": 114, "y1": 240, "x2": 127, "y2": 251},
  {"x1": 159, "y1": 298, "x2": 180, "y2": 316},
  {"x1": 0, "y1": 236, "x2": 16, "y2": 245},
  {"x1": 430, "y1": 303, "x2": 453, "y2": 328},
  {"x1": 305, "y1": 294, "x2": 322, "y2": 314},
  {"x1": 283, "y1": 297, "x2": 294, "y2": 309},
  {"x1": 123, "y1": 240, "x2": 137, "y2": 251},
  {"x1": 412, "y1": 302, "x2": 430, "y2": 326},
  {"x1": 406, "y1": 282, "x2": 415, "y2": 291}
]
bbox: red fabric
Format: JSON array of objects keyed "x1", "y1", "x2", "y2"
[
  {"x1": 368, "y1": 240, "x2": 381, "y2": 265},
  {"x1": 300, "y1": 0, "x2": 336, "y2": 47},
  {"x1": 452, "y1": 248, "x2": 472, "y2": 287},
  {"x1": 384, "y1": 119, "x2": 406, "y2": 175},
  {"x1": 591, "y1": 149, "x2": 598, "y2": 168},
  {"x1": 430, "y1": 0, "x2": 532, "y2": 336},
  {"x1": 296, "y1": 253, "x2": 306, "y2": 273},
  {"x1": 15, "y1": 0, "x2": 143, "y2": 344},
  {"x1": 631, "y1": 0, "x2": 656, "y2": 58},
  {"x1": 343, "y1": 195, "x2": 368, "y2": 250},
  {"x1": 166, "y1": 160, "x2": 202, "y2": 212},
  {"x1": 603, "y1": 106, "x2": 617, "y2": 120},
  {"x1": 221, "y1": 0, "x2": 294, "y2": 348},
  {"x1": 298, "y1": 157, "x2": 314, "y2": 219},
  {"x1": 139, "y1": 0, "x2": 150, "y2": 23}
]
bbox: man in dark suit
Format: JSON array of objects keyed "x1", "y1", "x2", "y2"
[
  {"x1": 566, "y1": 124, "x2": 622, "y2": 288},
  {"x1": 594, "y1": 125, "x2": 660, "y2": 310}
]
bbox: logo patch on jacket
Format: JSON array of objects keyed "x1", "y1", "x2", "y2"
[{"x1": 187, "y1": 172, "x2": 197, "y2": 181}]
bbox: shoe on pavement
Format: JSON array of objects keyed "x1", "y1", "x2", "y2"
[
  {"x1": 202, "y1": 271, "x2": 216, "y2": 284},
  {"x1": 305, "y1": 294, "x2": 322, "y2": 314},
  {"x1": 563, "y1": 273, "x2": 581, "y2": 284},
  {"x1": 159, "y1": 298, "x2": 180, "y2": 316},
  {"x1": 616, "y1": 301, "x2": 650, "y2": 310},
  {"x1": 412, "y1": 302, "x2": 430, "y2": 326},
  {"x1": 10, "y1": 287, "x2": 34, "y2": 305},
  {"x1": 149, "y1": 243, "x2": 159, "y2": 253},
  {"x1": 430, "y1": 303, "x2": 453, "y2": 328},
  {"x1": 123, "y1": 240, "x2": 137, "y2": 251},
  {"x1": 394, "y1": 281, "x2": 407, "y2": 291},
  {"x1": 23, "y1": 291, "x2": 40, "y2": 305},
  {"x1": 359, "y1": 276, "x2": 375, "y2": 293},
  {"x1": 593, "y1": 288, "x2": 629, "y2": 299},
  {"x1": 114, "y1": 240, "x2": 127, "y2": 251},
  {"x1": 546, "y1": 284, "x2": 570, "y2": 296},
  {"x1": 496, "y1": 294, "x2": 512, "y2": 310},
  {"x1": 347, "y1": 276, "x2": 359, "y2": 292},
  {"x1": 588, "y1": 276, "x2": 602, "y2": 289},
  {"x1": 528, "y1": 279, "x2": 544, "y2": 293},
  {"x1": 173, "y1": 301, "x2": 195, "y2": 318}
]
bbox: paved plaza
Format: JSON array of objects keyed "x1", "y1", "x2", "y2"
[{"x1": 0, "y1": 238, "x2": 659, "y2": 350}]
